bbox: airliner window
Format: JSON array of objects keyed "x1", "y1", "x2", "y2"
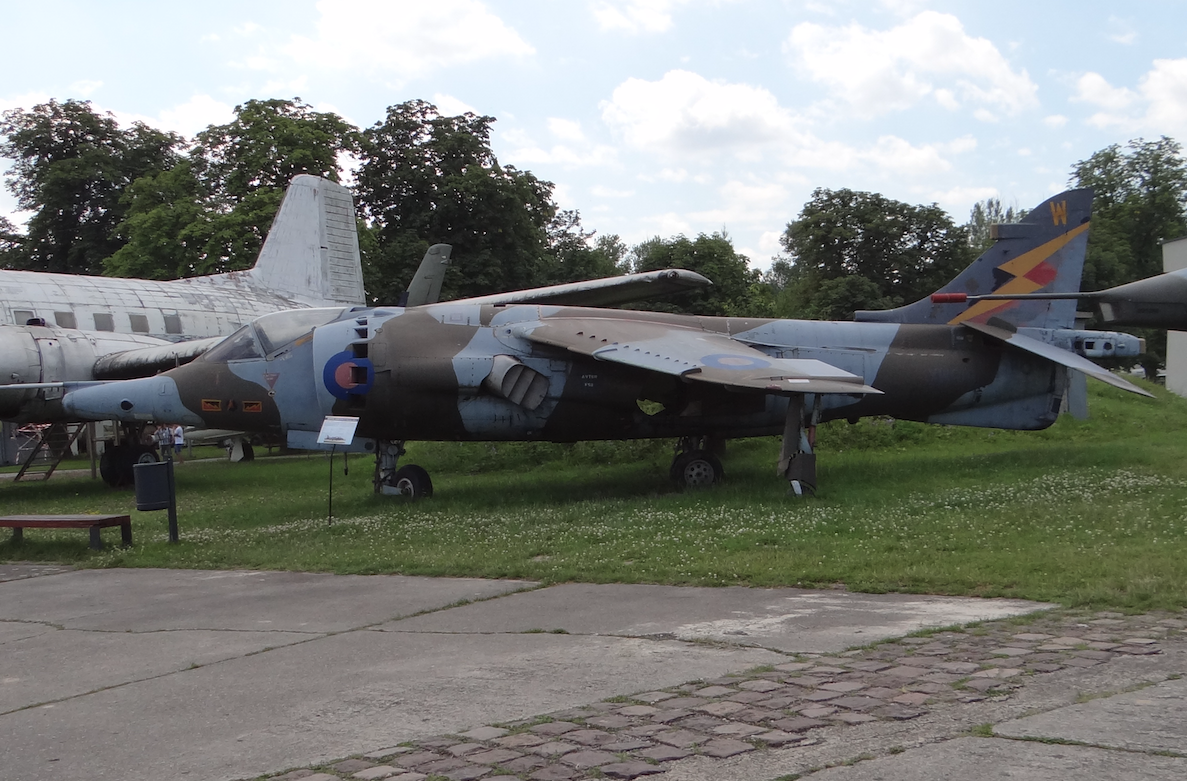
[
  {"x1": 255, "y1": 308, "x2": 345, "y2": 354},
  {"x1": 203, "y1": 325, "x2": 263, "y2": 362}
]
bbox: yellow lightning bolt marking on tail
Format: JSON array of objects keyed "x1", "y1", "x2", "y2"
[
  {"x1": 1050, "y1": 200, "x2": 1068, "y2": 226},
  {"x1": 948, "y1": 220, "x2": 1090, "y2": 325}
]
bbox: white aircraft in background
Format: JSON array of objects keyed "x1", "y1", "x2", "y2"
[{"x1": 0, "y1": 174, "x2": 366, "y2": 481}]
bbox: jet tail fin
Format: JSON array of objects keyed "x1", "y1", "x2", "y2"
[
  {"x1": 244, "y1": 175, "x2": 366, "y2": 307},
  {"x1": 855, "y1": 189, "x2": 1092, "y2": 330},
  {"x1": 399, "y1": 244, "x2": 453, "y2": 307}
]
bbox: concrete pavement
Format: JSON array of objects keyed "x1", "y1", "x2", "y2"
[{"x1": 0, "y1": 564, "x2": 1182, "y2": 781}]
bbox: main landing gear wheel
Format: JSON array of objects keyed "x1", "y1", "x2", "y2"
[
  {"x1": 670, "y1": 450, "x2": 723, "y2": 489},
  {"x1": 99, "y1": 445, "x2": 158, "y2": 487},
  {"x1": 390, "y1": 464, "x2": 433, "y2": 499}
]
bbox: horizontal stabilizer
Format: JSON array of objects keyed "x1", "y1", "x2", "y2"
[
  {"x1": 513, "y1": 317, "x2": 881, "y2": 396},
  {"x1": 459, "y1": 269, "x2": 712, "y2": 307},
  {"x1": 962, "y1": 321, "x2": 1153, "y2": 398}
]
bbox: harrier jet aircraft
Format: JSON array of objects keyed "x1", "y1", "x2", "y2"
[{"x1": 60, "y1": 189, "x2": 1172, "y2": 496}]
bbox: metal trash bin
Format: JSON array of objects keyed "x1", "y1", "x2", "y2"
[{"x1": 133, "y1": 461, "x2": 172, "y2": 511}]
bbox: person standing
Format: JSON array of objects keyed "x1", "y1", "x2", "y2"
[{"x1": 172, "y1": 424, "x2": 185, "y2": 463}]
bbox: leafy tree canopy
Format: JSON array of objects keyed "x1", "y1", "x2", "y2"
[
  {"x1": 629, "y1": 232, "x2": 767, "y2": 316},
  {"x1": 776, "y1": 188, "x2": 974, "y2": 320},
  {"x1": 354, "y1": 100, "x2": 566, "y2": 305},
  {"x1": 1071, "y1": 136, "x2": 1187, "y2": 289},
  {"x1": 0, "y1": 99, "x2": 183, "y2": 274},
  {"x1": 107, "y1": 98, "x2": 360, "y2": 278}
]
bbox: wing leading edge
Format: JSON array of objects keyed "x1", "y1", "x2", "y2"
[{"x1": 511, "y1": 317, "x2": 882, "y2": 396}]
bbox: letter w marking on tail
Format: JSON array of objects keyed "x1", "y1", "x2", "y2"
[{"x1": 1050, "y1": 200, "x2": 1068, "y2": 226}]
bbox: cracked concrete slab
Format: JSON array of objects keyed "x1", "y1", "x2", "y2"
[
  {"x1": 0, "y1": 568, "x2": 536, "y2": 631},
  {"x1": 0, "y1": 568, "x2": 1070, "y2": 781},
  {"x1": 380, "y1": 583, "x2": 1051, "y2": 652},
  {"x1": 0, "y1": 627, "x2": 312, "y2": 713},
  {"x1": 0, "y1": 629, "x2": 778, "y2": 781},
  {"x1": 801, "y1": 736, "x2": 1187, "y2": 780},
  {"x1": 995, "y1": 677, "x2": 1187, "y2": 754}
]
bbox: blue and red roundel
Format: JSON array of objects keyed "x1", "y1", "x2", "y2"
[
  {"x1": 322, "y1": 352, "x2": 375, "y2": 400},
  {"x1": 701, "y1": 353, "x2": 771, "y2": 371}
]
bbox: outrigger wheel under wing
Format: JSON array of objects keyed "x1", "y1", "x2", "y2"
[{"x1": 509, "y1": 317, "x2": 881, "y2": 492}]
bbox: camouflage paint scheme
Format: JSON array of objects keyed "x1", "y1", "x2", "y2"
[{"x1": 61, "y1": 188, "x2": 1159, "y2": 493}]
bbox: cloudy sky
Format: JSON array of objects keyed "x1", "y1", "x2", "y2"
[{"x1": 3, "y1": 0, "x2": 1186, "y2": 270}]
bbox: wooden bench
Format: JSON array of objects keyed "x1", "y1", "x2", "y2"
[{"x1": 0, "y1": 514, "x2": 132, "y2": 550}]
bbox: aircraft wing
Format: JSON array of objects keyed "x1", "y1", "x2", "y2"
[
  {"x1": 512, "y1": 317, "x2": 881, "y2": 395},
  {"x1": 961, "y1": 321, "x2": 1153, "y2": 398},
  {"x1": 456, "y1": 269, "x2": 712, "y2": 308},
  {"x1": 91, "y1": 336, "x2": 226, "y2": 380}
]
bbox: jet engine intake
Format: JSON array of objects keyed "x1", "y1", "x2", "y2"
[{"x1": 483, "y1": 355, "x2": 549, "y2": 410}]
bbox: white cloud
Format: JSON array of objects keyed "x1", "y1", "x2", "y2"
[
  {"x1": 690, "y1": 179, "x2": 790, "y2": 227},
  {"x1": 591, "y1": 0, "x2": 685, "y2": 34},
  {"x1": 501, "y1": 128, "x2": 618, "y2": 168},
  {"x1": 601, "y1": 70, "x2": 797, "y2": 154},
  {"x1": 1140, "y1": 58, "x2": 1187, "y2": 133},
  {"x1": 1073, "y1": 72, "x2": 1136, "y2": 110},
  {"x1": 548, "y1": 118, "x2": 586, "y2": 142},
  {"x1": 156, "y1": 95, "x2": 236, "y2": 137},
  {"x1": 785, "y1": 11, "x2": 1038, "y2": 119},
  {"x1": 1043, "y1": 114, "x2": 1068, "y2": 128},
  {"x1": 0, "y1": 92, "x2": 53, "y2": 113},
  {"x1": 1107, "y1": 16, "x2": 1137, "y2": 45},
  {"x1": 1071, "y1": 59, "x2": 1187, "y2": 136},
  {"x1": 432, "y1": 93, "x2": 480, "y2": 117},
  {"x1": 282, "y1": 0, "x2": 534, "y2": 83},
  {"x1": 929, "y1": 185, "x2": 1000, "y2": 216},
  {"x1": 68, "y1": 80, "x2": 102, "y2": 97}
]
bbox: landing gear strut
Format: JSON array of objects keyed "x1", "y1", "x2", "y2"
[
  {"x1": 778, "y1": 394, "x2": 819, "y2": 497},
  {"x1": 669, "y1": 436, "x2": 724, "y2": 489},
  {"x1": 374, "y1": 440, "x2": 433, "y2": 498}
]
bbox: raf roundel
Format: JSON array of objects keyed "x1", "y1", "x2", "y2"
[
  {"x1": 700, "y1": 353, "x2": 771, "y2": 371},
  {"x1": 322, "y1": 351, "x2": 375, "y2": 400}
]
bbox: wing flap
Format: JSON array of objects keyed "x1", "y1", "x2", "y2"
[
  {"x1": 962, "y1": 321, "x2": 1153, "y2": 398},
  {"x1": 513, "y1": 318, "x2": 881, "y2": 395}
]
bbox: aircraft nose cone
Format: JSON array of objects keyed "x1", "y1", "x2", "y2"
[{"x1": 63, "y1": 377, "x2": 204, "y2": 425}]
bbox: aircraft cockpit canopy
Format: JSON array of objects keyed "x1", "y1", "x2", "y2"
[{"x1": 203, "y1": 308, "x2": 347, "y2": 363}]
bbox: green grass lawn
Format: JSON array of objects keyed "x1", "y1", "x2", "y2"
[{"x1": 3, "y1": 379, "x2": 1186, "y2": 610}]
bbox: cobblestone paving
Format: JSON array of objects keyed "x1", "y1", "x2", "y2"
[{"x1": 260, "y1": 609, "x2": 1186, "y2": 781}]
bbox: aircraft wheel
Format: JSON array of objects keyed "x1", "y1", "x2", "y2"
[
  {"x1": 99, "y1": 446, "x2": 136, "y2": 487},
  {"x1": 241, "y1": 441, "x2": 255, "y2": 461},
  {"x1": 391, "y1": 464, "x2": 433, "y2": 499},
  {"x1": 671, "y1": 450, "x2": 723, "y2": 489},
  {"x1": 134, "y1": 447, "x2": 159, "y2": 465}
]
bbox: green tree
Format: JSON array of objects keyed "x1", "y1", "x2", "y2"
[
  {"x1": 107, "y1": 98, "x2": 361, "y2": 278},
  {"x1": 629, "y1": 232, "x2": 766, "y2": 316},
  {"x1": 965, "y1": 197, "x2": 1027, "y2": 254},
  {"x1": 777, "y1": 188, "x2": 974, "y2": 320},
  {"x1": 1071, "y1": 137, "x2": 1187, "y2": 289},
  {"x1": 545, "y1": 210, "x2": 623, "y2": 284},
  {"x1": 0, "y1": 99, "x2": 183, "y2": 274},
  {"x1": 1070, "y1": 137, "x2": 1187, "y2": 375},
  {"x1": 354, "y1": 100, "x2": 558, "y2": 305}
]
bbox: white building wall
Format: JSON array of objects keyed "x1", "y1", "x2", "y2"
[{"x1": 1163, "y1": 236, "x2": 1187, "y2": 396}]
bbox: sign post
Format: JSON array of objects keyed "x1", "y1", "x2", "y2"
[{"x1": 316, "y1": 416, "x2": 359, "y2": 525}]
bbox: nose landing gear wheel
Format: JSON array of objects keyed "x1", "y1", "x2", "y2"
[
  {"x1": 389, "y1": 464, "x2": 433, "y2": 499},
  {"x1": 670, "y1": 450, "x2": 723, "y2": 489}
]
